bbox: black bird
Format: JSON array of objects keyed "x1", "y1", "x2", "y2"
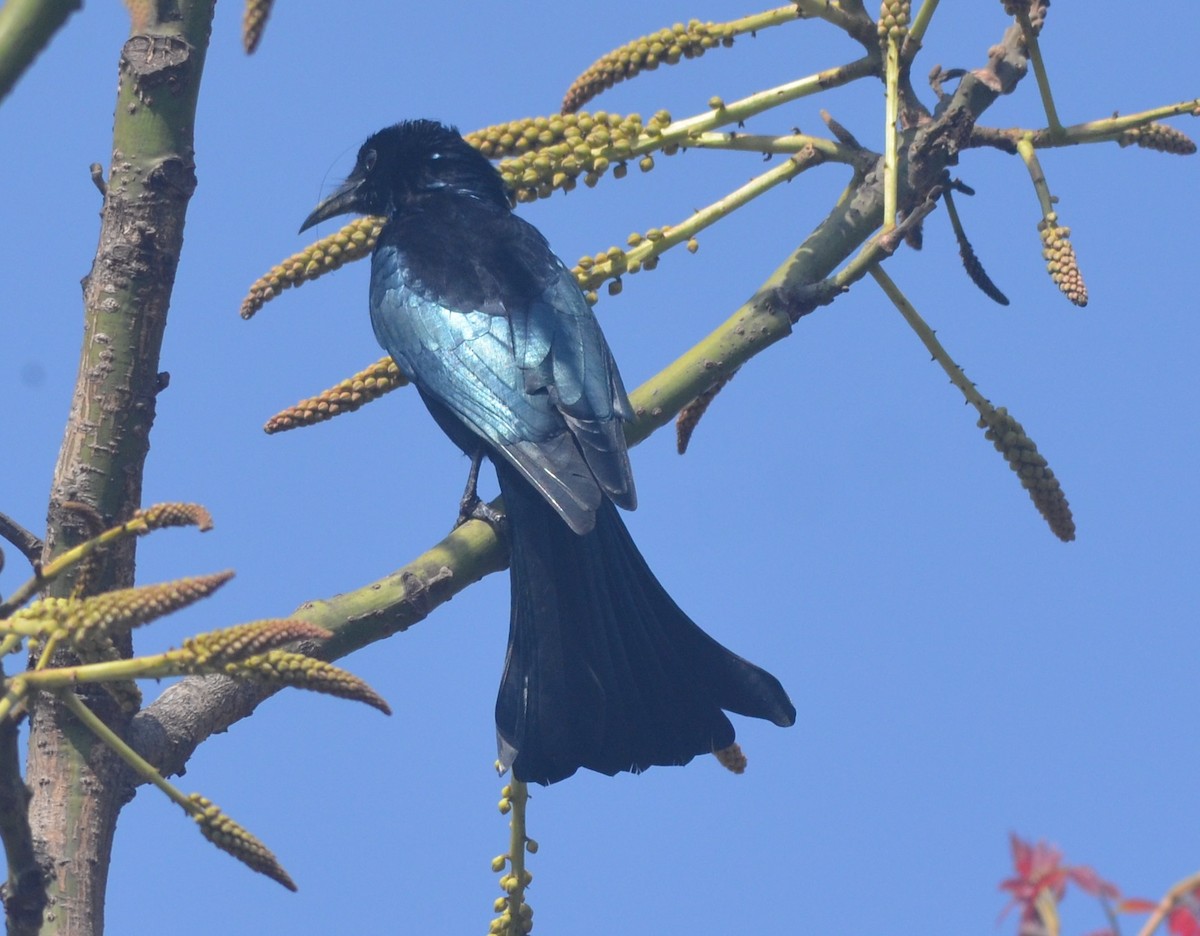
[{"x1": 301, "y1": 120, "x2": 795, "y2": 784}]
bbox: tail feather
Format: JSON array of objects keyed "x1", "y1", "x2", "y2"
[{"x1": 494, "y1": 461, "x2": 795, "y2": 785}]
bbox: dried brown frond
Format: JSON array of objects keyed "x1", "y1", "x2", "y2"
[{"x1": 676, "y1": 373, "x2": 736, "y2": 454}]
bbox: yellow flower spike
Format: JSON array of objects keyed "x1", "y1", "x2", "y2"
[
  {"x1": 1037, "y1": 213, "x2": 1088, "y2": 307},
  {"x1": 498, "y1": 798, "x2": 512, "y2": 814},
  {"x1": 227, "y1": 650, "x2": 392, "y2": 714},
  {"x1": 493, "y1": 897, "x2": 508, "y2": 913},
  {"x1": 978, "y1": 407, "x2": 1076, "y2": 542},
  {"x1": 560, "y1": 16, "x2": 751, "y2": 114},
  {"x1": 491, "y1": 855, "x2": 508, "y2": 872},
  {"x1": 131, "y1": 502, "x2": 214, "y2": 534},
  {"x1": 877, "y1": 0, "x2": 910, "y2": 45},
  {"x1": 186, "y1": 793, "x2": 297, "y2": 891},
  {"x1": 239, "y1": 216, "x2": 384, "y2": 320},
  {"x1": 241, "y1": 0, "x2": 273, "y2": 54},
  {"x1": 13, "y1": 571, "x2": 235, "y2": 646},
  {"x1": 180, "y1": 619, "x2": 332, "y2": 668},
  {"x1": 263, "y1": 356, "x2": 409, "y2": 435},
  {"x1": 1118, "y1": 122, "x2": 1197, "y2": 155}
]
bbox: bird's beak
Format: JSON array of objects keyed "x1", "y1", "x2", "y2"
[{"x1": 299, "y1": 176, "x2": 364, "y2": 233}]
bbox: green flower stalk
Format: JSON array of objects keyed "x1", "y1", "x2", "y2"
[{"x1": 489, "y1": 779, "x2": 534, "y2": 935}]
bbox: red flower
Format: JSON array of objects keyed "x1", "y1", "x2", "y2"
[
  {"x1": 1168, "y1": 888, "x2": 1200, "y2": 936},
  {"x1": 1000, "y1": 834, "x2": 1119, "y2": 924}
]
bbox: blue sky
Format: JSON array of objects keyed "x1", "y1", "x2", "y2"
[{"x1": 2, "y1": 3, "x2": 1197, "y2": 934}]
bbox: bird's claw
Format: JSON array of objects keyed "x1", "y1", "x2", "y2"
[{"x1": 455, "y1": 494, "x2": 507, "y2": 538}]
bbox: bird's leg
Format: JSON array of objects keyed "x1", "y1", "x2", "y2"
[{"x1": 456, "y1": 448, "x2": 507, "y2": 534}]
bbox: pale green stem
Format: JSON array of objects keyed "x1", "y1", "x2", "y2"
[
  {"x1": 1135, "y1": 869, "x2": 1200, "y2": 936},
  {"x1": 57, "y1": 690, "x2": 191, "y2": 812},
  {"x1": 583, "y1": 148, "x2": 824, "y2": 288},
  {"x1": 0, "y1": 0, "x2": 80, "y2": 102},
  {"x1": 0, "y1": 517, "x2": 148, "y2": 618},
  {"x1": 905, "y1": 0, "x2": 940, "y2": 54},
  {"x1": 504, "y1": 780, "x2": 531, "y2": 936},
  {"x1": 1017, "y1": 10, "x2": 1063, "y2": 135},
  {"x1": 727, "y1": 5, "x2": 804, "y2": 34},
  {"x1": 687, "y1": 131, "x2": 860, "y2": 163},
  {"x1": 794, "y1": 0, "x2": 872, "y2": 36},
  {"x1": 883, "y1": 35, "x2": 901, "y2": 229},
  {"x1": 653, "y1": 55, "x2": 877, "y2": 150},
  {"x1": 1016, "y1": 134, "x2": 1055, "y2": 217},
  {"x1": 985, "y1": 98, "x2": 1200, "y2": 151},
  {"x1": 0, "y1": 678, "x2": 29, "y2": 725},
  {"x1": 22, "y1": 652, "x2": 180, "y2": 689},
  {"x1": 869, "y1": 264, "x2": 991, "y2": 415}
]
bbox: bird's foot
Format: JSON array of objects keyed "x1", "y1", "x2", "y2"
[{"x1": 455, "y1": 493, "x2": 507, "y2": 539}]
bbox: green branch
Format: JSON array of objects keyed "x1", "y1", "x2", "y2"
[{"x1": 0, "y1": 0, "x2": 80, "y2": 104}]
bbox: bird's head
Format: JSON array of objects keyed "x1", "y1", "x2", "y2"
[{"x1": 299, "y1": 119, "x2": 509, "y2": 232}]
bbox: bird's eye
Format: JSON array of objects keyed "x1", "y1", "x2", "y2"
[{"x1": 361, "y1": 148, "x2": 377, "y2": 173}]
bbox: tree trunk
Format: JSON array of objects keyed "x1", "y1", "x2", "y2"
[{"x1": 24, "y1": 5, "x2": 215, "y2": 934}]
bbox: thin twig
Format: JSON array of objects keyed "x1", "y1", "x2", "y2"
[{"x1": 0, "y1": 512, "x2": 42, "y2": 570}]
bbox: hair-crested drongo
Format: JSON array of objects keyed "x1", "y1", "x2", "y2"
[{"x1": 301, "y1": 119, "x2": 795, "y2": 784}]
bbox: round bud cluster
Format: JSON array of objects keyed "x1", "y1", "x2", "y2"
[
  {"x1": 561, "y1": 20, "x2": 736, "y2": 114},
  {"x1": 1118, "y1": 122, "x2": 1197, "y2": 156},
  {"x1": 264, "y1": 356, "x2": 407, "y2": 434},
  {"x1": 877, "y1": 0, "x2": 910, "y2": 44},
  {"x1": 189, "y1": 793, "x2": 297, "y2": 890},
  {"x1": 978, "y1": 406, "x2": 1075, "y2": 541},
  {"x1": 489, "y1": 897, "x2": 534, "y2": 934},
  {"x1": 1038, "y1": 213, "x2": 1087, "y2": 307},
  {"x1": 242, "y1": 0, "x2": 273, "y2": 54},
  {"x1": 482, "y1": 112, "x2": 665, "y2": 203},
  {"x1": 240, "y1": 217, "x2": 382, "y2": 319}
]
